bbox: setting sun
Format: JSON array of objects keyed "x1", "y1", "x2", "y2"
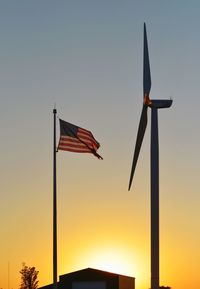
[
  {"x1": 61, "y1": 242, "x2": 147, "y2": 289},
  {"x1": 87, "y1": 247, "x2": 134, "y2": 275}
]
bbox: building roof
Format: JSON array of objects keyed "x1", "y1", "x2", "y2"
[
  {"x1": 59, "y1": 268, "x2": 134, "y2": 279},
  {"x1": 39, "y1": 268, "x2": 135, "y2": 289}
]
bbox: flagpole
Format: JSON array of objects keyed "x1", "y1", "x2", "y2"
[{"x1": 53, "y1": 108, "x2": 57, "y2": 289}]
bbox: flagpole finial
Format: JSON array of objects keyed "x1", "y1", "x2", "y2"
[{"x1": 53, "y1": 103, "x2": 57, "y2": 114}]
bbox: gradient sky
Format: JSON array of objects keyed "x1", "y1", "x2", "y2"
[{"x1": 0, "y1": 1, "x2": 200, "y2": 289}]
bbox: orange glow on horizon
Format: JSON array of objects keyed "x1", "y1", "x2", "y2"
[{"x1": 60, "y1": 243, "x2": 148, "y2": 289}]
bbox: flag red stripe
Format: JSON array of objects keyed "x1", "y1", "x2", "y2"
[
  {"x1": 59, "y1": 144, "x2": 91, "y2": 152},
  {"x1": 59, "y1": 136, "x2": 81, "y2": 144},
  {"x1": 78, "y1": 131, "x2": 99, "y2": 145},
  {"x1": 58, "y1": 146, "x2": 92, "y2": 153},
  {"x1": 78, "y1": 128, "x2": 92, "y2": 135},
  {"x1": 59, "y1": 141, "x2": 98, "y2": 151},
  {"x1": 59, "y1": 137, "x2": 97, "y2": 147},
  {"x1": 78, "y1": 127, "x2": 94, "y2": 134},
  {"x1": 59, "y1": 135, "x2": 99, "y2": 150},
  {"x1": 58, "y1": 143, "x2": 98, "y2": 152},
  {"x1": 58, "y1": 146, "x2": 91, "y2": 152},
  {"x1": 60, "y1": 134, "x2": 98, "y2": 147},
  {"x1": 58, "y1": 141, "x2": 91, "y2": 150}
]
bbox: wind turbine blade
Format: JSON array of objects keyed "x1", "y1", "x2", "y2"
[
  {"x1": 143, "y1": 23, "x2": 151, "y2": 96},
  {"x1": 128, "y1": 105, "x2": 148, "y2": 190}
]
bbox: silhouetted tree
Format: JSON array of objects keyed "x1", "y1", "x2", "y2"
[{"x1": 19, "y1": 263, "x2": 39, "y2": 289}]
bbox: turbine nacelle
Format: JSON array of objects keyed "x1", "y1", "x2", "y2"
[
  {"x1": 147, "y1": 99, "x2": 173, "y2": 109},
  {"x1": 144, "y1": 93, "x2": 173, "y2": 109}
]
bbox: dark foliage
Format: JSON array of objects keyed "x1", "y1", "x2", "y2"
[{"x1": 19, "y1": 263, "x2": 39, "y2": 289}]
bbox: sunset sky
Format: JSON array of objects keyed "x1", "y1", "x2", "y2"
[{"x1": 1, "y1": 1, "x2": 200, "y2": 289}]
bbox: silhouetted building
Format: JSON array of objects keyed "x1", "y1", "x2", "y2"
[{"x1": 39, "y1": 268, "x2": 135, "y2": 289}]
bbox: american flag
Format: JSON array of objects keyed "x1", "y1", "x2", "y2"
[{"x1": 57, "y1": 119, "x2": 103, "y2": 159}]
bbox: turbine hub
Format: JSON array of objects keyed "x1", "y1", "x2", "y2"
[{"x1": 144, "y1": 94, "x2": 152, "y2": 106}]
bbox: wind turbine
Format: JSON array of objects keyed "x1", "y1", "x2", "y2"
[{"x1": 128, "y1": 23, "x2": 172, "y2": 289}]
